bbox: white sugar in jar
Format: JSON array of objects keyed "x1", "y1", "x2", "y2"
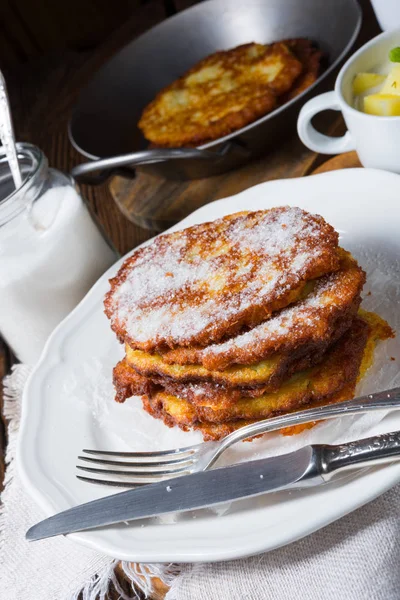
[{"x1": 0, "y1": 143, "x2": 117, "y2": 364}]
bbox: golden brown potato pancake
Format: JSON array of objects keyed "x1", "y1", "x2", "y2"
[
  {"x1": 141, "y1": 317, "x2": 369, "y2": 427},
  {"x1": 114, "y1": 301, "x2": 352, "y2": 407},
  {"x1": 140, "y1": 312, "x2": 393, "y2": 440},
  {"x1": 116, "y1": 325, "x2": 333, "y2": 405},
  {"x1": 138, "y1": 42, "x2": 302, "y2": 147},
  {"x1": 123, "y1": 308, "x2": 353, "y2": 392},
  {"x1": 158, "y1": 249, "x2": 365, "y2": 370},
  {"x1": 194, "y1": 382, "x2": 356, "y2": 441},
  {"x1": 281, "y1": 38, "x2": 324, "y2": 101},
  {"x1": 113, "y1": 359, "x2": 152, "y2": 404},
  {"x1": 105, "y1": 207, "x2": 339, "y2": 352}
]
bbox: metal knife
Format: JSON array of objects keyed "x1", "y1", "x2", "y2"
[{"x1": 26, "y1": 430, "x2": 400, "y2": 541}]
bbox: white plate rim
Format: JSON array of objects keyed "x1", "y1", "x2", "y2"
[{"x1": 17, "y1": 167, "x2": 400, "y2": 562}]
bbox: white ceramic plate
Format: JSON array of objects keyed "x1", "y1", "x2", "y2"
[{"x1": 18, "y1": 168, "x2": 400, "y2": 563}]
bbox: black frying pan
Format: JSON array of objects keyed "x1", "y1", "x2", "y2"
[{"x1": 69, "y1": 0, "x2": 362, "y2": 182}]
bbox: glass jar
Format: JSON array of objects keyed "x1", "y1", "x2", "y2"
[{"x1": 0, "y1": 143, "x2": 118, "y2": 364}]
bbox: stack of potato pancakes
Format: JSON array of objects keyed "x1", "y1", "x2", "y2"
[{"x1": 105, "y1": 207, "x2": 393, "y2": 441}]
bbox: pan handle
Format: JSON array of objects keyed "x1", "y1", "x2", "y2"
[{"x1": 70, "y1": 143, "x2": 240, "y2": 185}]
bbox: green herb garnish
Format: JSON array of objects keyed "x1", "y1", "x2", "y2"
[{"x1": 389, "y1": 47, "x2": 400, "y2": 62}]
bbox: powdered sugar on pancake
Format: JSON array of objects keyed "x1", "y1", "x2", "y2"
[
  {"x1": 200, "y1": 258, "x2": 365, "y2": 370},
  {"x1": 105, "y1": 207, "x2": 339, "y2": 350}
]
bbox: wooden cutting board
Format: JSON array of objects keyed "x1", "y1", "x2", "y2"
[
  {"x1": 312, "y1": 151, "x2": 361, "y2": 174},
  {"x1": 109, "y1": 119, "x2": 361, "y2": 231}
]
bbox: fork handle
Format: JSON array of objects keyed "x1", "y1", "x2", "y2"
[
  {"x1": 214, "y1": 386, "x2": 400, "y2": 461},
  {"x1": 320, "y1": 430, "x2": 400, "y2": 479}
]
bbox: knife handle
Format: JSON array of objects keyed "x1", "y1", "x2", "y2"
[{"x1": 319, "y1": 430, "x2": 400, "y2": 479}]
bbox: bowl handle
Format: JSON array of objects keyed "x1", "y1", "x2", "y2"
[
  {"x1": 297, "y1": 91, "x2": 355, "y2": 155},
  {"x1": 70, "y1": 143, "x2": 240, "y2": 185}
]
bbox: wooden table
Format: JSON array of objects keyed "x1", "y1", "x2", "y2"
[{"x1": 0, "y1": 1, "x2": 377, "y2": 597}]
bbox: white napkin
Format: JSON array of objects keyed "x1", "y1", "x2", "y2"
[
  {"x1": 0, "y1": 366, "x2": 175, "y2": 600},
  {"x1": 166, "y1": 485, "x2": 400, "y2": 600}
]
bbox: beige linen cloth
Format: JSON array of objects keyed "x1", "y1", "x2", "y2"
[{"x1": 1, "y1": 365, "x2": 399, "y2": 600}]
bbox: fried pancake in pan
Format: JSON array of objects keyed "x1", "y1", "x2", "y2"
[
  {"x1": 281, "y1": 39, "x2": 324, "y2": 102},
  {"x1": 158, "y1": 250, "x2": 365, "y2": 370},
  {"x1": 138, "y1": 42, "x2": 302, "y2": 148},
  {"x1": 142, "y1": 317, "x2": 369, "y2": 427},
  {"x1": 105, "y1": 208, "x2": 340, "y2": 352}
]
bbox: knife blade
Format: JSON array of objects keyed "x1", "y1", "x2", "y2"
[
  {"x1": 26, "y1": 429, "x2": 400, "y2": 541},
  {"x1": 27, "y1": 445, "x2": 322, "y2": 541}
]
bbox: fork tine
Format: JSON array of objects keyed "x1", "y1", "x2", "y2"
[
  {"x1": 77, "y1": 455, "x2": 195, "y2": 468},
  {"x1": 77, "y1": 475, "x2": 145, "y2": 488},
  {"x1": 76, "y1": 468, "x2": 188, "y2": 487},
  {"x1": 77, "y1": 465, "x2": 191, "y2": 477},
  {"x1": 82, "y1": 446, "x2": 197, "y2": 458}
]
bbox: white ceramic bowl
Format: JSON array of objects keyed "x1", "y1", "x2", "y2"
[
  {"x1": 297, "y1": 28, "x2": 400, "y2": 173},
  {"x1": 370, "y1": 0, "x2": 400, "y2": 32}
]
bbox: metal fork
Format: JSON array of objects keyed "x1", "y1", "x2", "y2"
[{"x1": 77, "y1": 386, "x2": 400, "y2": 487}]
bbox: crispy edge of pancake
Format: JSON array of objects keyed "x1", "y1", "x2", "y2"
[
  {"x1": 124, "y1": 302, "x2": 358, "y2": 389},
  {"x1": 113, "y1": 360, "x2": 153, "y2": 404},
  {"x1": 138, "y1": 42, "x2": 302, "y2": 148},
  {"x1": 279, "y1": 382, "x2": 357, "y2": 436},
  {"x1": 198, "y1": 382, "x2": 357, "y2": 441},
  {"x1": 201, "y1": 312, "x2": 395, "y2": 440},
  {"x1": 142, "y1": 317, "x2": 370, "y2": 426},
  {"x1": 281, "y1": 39, "x2": 325, "y2": 102},
  {"x1": 105, "y1": 208, "x2": 340, "y2": 353},
  {"x1": 116, "y1": 307, "x2": 355, "y2": 405},
  {"x1": 140, "y1": 311, "x2": 392, "y2": 440},
  {"x1": 125, "y1": 311, "x2": 394, "y2": 441},
  {"x1": 158, "y1": 250, "x2": 365, "y2": 369},
  {"x1": 124, "y1": 334, "x2": 330, "y2": 390}
]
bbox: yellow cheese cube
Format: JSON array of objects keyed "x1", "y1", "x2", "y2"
[
  {"x1": 352, "y1": 73, "x2": 386, "y2": 95},
  {"x1": 364, "y1": 94, "x2": 400, "y2": 116},
  {"x1": 381, "y1": 65, "x2": 400, "y2": 96}
]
